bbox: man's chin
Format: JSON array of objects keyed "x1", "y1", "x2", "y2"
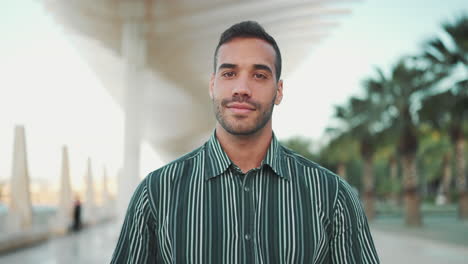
[
  {"x1": 216, "y1": 112, "x2": 271, "y2": 136},
  {"x1": 222, "y1": 123, "x2": 261, "y2": 136}
]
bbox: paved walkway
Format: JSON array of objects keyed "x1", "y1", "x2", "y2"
[
  {"x1": 1, "y1": 221, "x2": 467, "y2": 263},
  {"x1": 0, "y1": 223, "x2": 119, "y2": 264},
  {"x1": 373, "y1": 229, "x2": 468, "y2": 263},
  {"x1": 371, "y1": 215, "x2": 468, "y2": 247}
]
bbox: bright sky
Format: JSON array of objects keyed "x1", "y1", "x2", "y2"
[
  {"x1": 275, "y1": 0, "x2": 468, "y2": 143},
  {"x1": 0, "y1": 0, "x2": 467, "y2": 187}
]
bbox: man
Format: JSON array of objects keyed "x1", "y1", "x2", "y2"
[{"x1": 111, "y1": 21, "x2": 380, "y2": 263}]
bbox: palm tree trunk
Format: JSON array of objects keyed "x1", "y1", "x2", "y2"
[
  {"x1": 389, "y1": 156, "x2": 399, "y2": 204},
  {"x1": 363, "y1": 157, "x2": 375, "y2": 220},
  {"x1": 455, "y1": 137, "x2": 468, "y2": 219},
  {"x1": 436, "y1": 153, "x2": 452, "y2": 205},
  {"x1": 337, "y1": 163, "x2": 347, "y2": 180},
  {"x1": 402, "y1": 153, "x2": 422, "y2": 226}
]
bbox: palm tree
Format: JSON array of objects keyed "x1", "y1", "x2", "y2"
[
  {"x1": 419, "y1": 86, "x2": 468, "y2": 216},
  {"x1": 366, "y1": 57, "x2": 445, "y2": 226},
  {"x1": 423, "y1": 14, "x2": 468, "y2": 218},
  {"x1": 417, "y1": 123, "x2": 453, "y2": 204},
  {"x1": 320, "y1": 129, "x2": 359, "y2": 181},
  {"x1": 331, "y1": 93, "x2": 388, "y2": 220},
  {"x1": 369, "y1": 125, "x2": 401, "y2": 204},
  {"x1": 423, "y1": 14, "x2": 468, "y2": 74}
]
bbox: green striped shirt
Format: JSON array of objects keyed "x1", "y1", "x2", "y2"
[{"x1": 111, "y1": 132, "x2": 380, "y2": 263}]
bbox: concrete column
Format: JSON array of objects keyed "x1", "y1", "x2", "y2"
[
  {"x1": 117, "y1": 1, "x2": 147, "y2": 222},
  {"x1": 7, "y1": 125, "x2": 33, "y2": 232},
  {"x1": 101, "y1": 166, "x2": 112, "y2": 219},
  {"x1": 84, "y1": 158, "x2": 96, "y2": 224},
  {"x1": 102, "y1": 167, "x2": 110, "y2": 204},
  {"x1": 54, "y1": 145, "x2": 73, "y2": 232}
]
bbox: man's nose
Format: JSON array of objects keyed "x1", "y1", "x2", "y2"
[{"x1": 232, "y1": 77, "x2": 251, "y2": 98}]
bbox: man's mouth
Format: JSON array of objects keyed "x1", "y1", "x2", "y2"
[{"x1": 226, "y1": 102, "x2": 256, "y2": 114}]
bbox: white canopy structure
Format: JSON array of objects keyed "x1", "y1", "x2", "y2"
[{"x1": 42, "y1": 0, "x2": 354, "y2": 218}]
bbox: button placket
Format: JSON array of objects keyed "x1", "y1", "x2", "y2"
[{"x1": 242, "y1": 171, "x2": 255, "y2": 263}]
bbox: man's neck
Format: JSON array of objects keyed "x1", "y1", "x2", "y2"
[{"x1": 215, "y1": 124, "x2": 273, "y2": 174}]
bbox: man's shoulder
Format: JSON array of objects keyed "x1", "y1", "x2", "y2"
[
  {"x1": 280, "y1": 145, "x2": 358, "y2": 213},
  {"x1": 145, "y1": 143, "x2": 207, "y2": 182},
  {"x1": 168, "y1": 144, "x2": 207, "y2": 166},
  {"x1": 280, "y1": 145, "x2": 337, "y2": 179},
  {"x1": 282, "y1": 145, "x2": 354, "y2": 189}
]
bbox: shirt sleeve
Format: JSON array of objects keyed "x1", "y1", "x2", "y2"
[
  {"x1": 110, "y1": 178, "x2": 158, "y2": 264},
  {"x1": 330, "y1": 179, "x2": 380, "y2": 264}
]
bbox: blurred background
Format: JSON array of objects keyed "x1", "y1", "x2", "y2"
[{"x1": 0, "y1": 0, "x2": 467, "y2": 263}]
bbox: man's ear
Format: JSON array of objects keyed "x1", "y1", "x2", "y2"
[
  {"x1": 275, "y1": 79, "x2": 283, "y2": 105},
  {"x1": 209, "y1": 73, "x2": 215, "y2": 99}
]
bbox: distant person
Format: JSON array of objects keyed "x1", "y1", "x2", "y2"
[
  {"x1": 111, "y1": 21, "x2": 380, "y2": 263},
  {"x1": 72, "y1": 196, "x2": 81, "y2": 232}
]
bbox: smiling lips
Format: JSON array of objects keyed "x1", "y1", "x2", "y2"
[{"x1": 226, "y1": 102, "x2": 256, "y2": 114}]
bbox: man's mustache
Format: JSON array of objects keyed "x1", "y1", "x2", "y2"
[{"x1": 221, "y1": 96, "x2": 261, "y2": 109}]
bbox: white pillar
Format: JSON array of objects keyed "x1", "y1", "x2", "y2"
[
  {"x1": 102, "y1": 166, "x2": 112, "y2": 219},
  {"x1": 83, "y1": 158, "x2": 96, "y2": 224},
  {"x1": 54, "y1": 145, "x2": 73, "y2": 231},
  {"x1": 117, "y1": 2, "x2": 147, "y2": 222},
  {"x1": 7, "y1": 125, "x2": 33, "y2": 232}
]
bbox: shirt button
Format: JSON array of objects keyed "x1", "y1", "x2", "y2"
[
  {"x1": 244, "y1": 186, "x2": 250, "y2": 192},
  {"x1": 244, "y1": 234, "x2": 251, "y2": 240}
]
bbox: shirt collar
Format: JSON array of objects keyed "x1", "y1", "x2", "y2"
[{"x1": 204, "y1": 130, "x2": 290, "y2": 181}]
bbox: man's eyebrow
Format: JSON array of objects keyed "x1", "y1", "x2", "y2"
[
  {"x1": 218, "y1": 63, "x2": 237, "y2": 71},
  {"x1": 253, "y1": 64, "x2": 273, "y2": 74}
]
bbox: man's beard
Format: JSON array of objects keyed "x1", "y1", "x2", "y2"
[{"x1": 213, "y1": 94, "x2": 276, "y2": 136}]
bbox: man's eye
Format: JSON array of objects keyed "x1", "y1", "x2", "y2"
[
  {"x1": 222, "y1": 72, "x2": 235, "y2": 78},
  {"x1": 254, "y1": 73, "x2": 267, "y2": 79}
]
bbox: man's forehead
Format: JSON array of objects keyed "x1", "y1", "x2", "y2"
[{"x1": 216, "y1": 37, "x2": 276, "y2": 66}]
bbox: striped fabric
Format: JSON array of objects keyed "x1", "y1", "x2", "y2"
[{"x1": 111, "y1": 132, "x2": 380, "y2": 263}]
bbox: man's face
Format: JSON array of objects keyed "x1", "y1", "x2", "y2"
[{"x1": 210, "y1": 37, "x2": 283, "y2": 136}]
